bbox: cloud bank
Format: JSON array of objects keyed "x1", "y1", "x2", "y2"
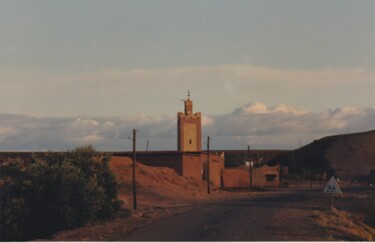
[
  {"x1": 1, "y1": 102, "x2": 374, "y2": 151},
  {"x1": 1, "y1": 65, "x2": 375, "y2": 117}
]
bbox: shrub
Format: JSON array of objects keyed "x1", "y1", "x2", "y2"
[{"x1": 0, "y1": 145, "x2": 121, "y2": 241}]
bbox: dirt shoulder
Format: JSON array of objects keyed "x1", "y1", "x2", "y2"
[{"x1": 312, "y1": 187, "x2": 375, "y2": 241}]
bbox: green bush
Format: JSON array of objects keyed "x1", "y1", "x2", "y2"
[{"x1": 0, "y1": 145, "x2": 122, "y2": 241}]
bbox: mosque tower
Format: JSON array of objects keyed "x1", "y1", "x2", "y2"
[{"x1": 177, "y1": 91, "x2": 202, "y2": 152}]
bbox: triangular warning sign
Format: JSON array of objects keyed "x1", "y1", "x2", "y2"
[{"x1": 324, "y1": 176, "x2": 342, "y2": 194}]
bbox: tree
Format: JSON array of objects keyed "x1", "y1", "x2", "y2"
[{"x1": 0, "y1": 145, "x2": 122, "y2": 241}]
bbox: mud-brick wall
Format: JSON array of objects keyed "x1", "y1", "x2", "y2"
[
  {"x1": 221, "y1": 168, "x2": 250, "y2": 188},
  {"x1": 207, "y1": 153, "x2": 225, "y2": 188},
  {"x1": 222, "y1": 165, "x2": 280, "y2": 188},
  {"x1": 182, "y1": 154, "x2": 203, "y2": 180},
  {"x1": 257, "y1": 165, "x2": 280, "y2": 188},
  {"x1": 134, "y1": 153, "x2": 183, "y2": 175}
]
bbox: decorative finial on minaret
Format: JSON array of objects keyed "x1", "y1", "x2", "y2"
[{"x1": 184, "y1": 90, "x2": 193, "y2": 115}]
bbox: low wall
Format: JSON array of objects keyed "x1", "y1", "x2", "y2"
[
  {"x1": 116, "y1": 152, "x2": 184, "y2": 176},
  {"x1": 221, "y1": 168, "x2": 250, "y2": 188},
  {"x1": 200, "y1": 152, "x2": 225, "y2": 188},
  {"x1": 222, "y1": 165, "x2": 280, "y2": 188},
  {"x1": 182, "y1": 153, "x2": 203, "y2": 180}
]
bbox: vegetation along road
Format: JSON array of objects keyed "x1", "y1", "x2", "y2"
[{"x1": 123, "y1": 190, "x2": 332, "y2": 241}]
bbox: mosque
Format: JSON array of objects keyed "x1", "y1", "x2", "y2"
[{"x1": 116, "y1": 92, "x2": 280, "y2": 189}]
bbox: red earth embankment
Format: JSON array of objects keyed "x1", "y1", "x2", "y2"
[{"x1": 109, "y1": 156, "x2": 237, "y2": 209}]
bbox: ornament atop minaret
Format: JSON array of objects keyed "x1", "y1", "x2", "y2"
[
  {"x1": 177, "y1": 91, "x2": 202, "y2": 152},
  {"x1": 184, "y1": 90, "x2": 193, "y2": 115}
]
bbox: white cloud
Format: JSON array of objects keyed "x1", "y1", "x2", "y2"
[
  {"x1": 0, "y1": 102, "x2": 374, "y2": 151},
  {"x1": 232, "y1": 102, "x2": 306, "y2": 115},
  {"x1": 233, "y1": 102, "x2": 269, "y2": 114}
]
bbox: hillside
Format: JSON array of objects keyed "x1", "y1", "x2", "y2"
[{"x1": 269, "y1": 130, "x2": 375, "y2": 180}]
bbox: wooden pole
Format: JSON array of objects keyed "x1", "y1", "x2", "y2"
[
  {"x1": 330, "y1": 193, "x2": 333, "y2": 209},
  {"x1": 247, "y1": 145, "x2": 252, "y2": 189},
  {"x1": 132, "y1": 129, "x2": 137, "y2": 210},
  {"x1": 207, "y1": 136, "x2": 210, "y2": 194}
]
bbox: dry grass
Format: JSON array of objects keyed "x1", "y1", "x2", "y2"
[{"x1": 312, "y1": 207, "x2": 375, "y2": 241}]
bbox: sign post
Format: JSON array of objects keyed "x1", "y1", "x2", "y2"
[{"x1": 323, "y1": 176, "x2": 342, "y2": 209}]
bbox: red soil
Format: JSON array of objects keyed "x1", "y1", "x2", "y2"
[{"x1": 110, "y1": 156, "x2": 220, "y2": 208}]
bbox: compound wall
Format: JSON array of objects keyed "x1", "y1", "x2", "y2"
[
  {"x1": 182, "y1": 153, "x2": 203, "y2": 180},
  {"x1": 221, "y1": 164, "x2": 280, "y2": 188}
]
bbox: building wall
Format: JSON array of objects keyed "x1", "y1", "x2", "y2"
[
  {"x1": 254, "y1": 164, "x2": 280, "y2": 188},
  {"x1": 128, "y1": 152, "x2": 184, "y2": 175},
  {"x1": 221, "y1": 169, "x2": 250, "y2": 188},
  {"x1": 182, "y1": 153, "x2": 203, "y2": 180},
  {"x1": 222, "y1": 164, "x2": 280, "y2": 188},
  {"x1": 201, "y1": 152, "x2": 225, "y2": 188}
]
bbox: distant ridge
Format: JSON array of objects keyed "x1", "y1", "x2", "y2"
[{"x1": 269, "y1": 130, "x2": 375, "y2": 179}]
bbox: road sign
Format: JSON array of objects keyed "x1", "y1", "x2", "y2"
[{"x1": 324, "y1": 176, "x2": 342, "y2": 194}]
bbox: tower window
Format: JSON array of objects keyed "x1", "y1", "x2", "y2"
[{"x1": 189, "y1": 139, "x2": 192, "y2": 144}]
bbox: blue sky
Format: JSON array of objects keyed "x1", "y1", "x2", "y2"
[{"x1": 0, "y1": 1, "x2": 374, "y2": 150}]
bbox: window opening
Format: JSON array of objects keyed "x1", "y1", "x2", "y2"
[{"x1": 265, "y1": 174, "x2": 277, "y2": 182}]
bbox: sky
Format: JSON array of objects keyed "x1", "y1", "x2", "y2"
[{"x1": 0, "y1": 0, "x2": 374, "y2": 151}]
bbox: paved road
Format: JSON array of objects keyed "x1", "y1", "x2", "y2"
[{"x1": 123, "y1": 190, "x2": 329, "y2": 241}]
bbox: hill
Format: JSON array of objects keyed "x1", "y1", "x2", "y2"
[{"x1": 269, "y1": 130, "x2": 375, "y2": 180}]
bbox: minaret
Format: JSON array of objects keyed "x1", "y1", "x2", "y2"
[{"x1": 177, "y1": 91, "x2": 202, "y2": 152}]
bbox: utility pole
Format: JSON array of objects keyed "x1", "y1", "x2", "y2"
[
  {"x1": 207, "y1": 136, "x2": 210, "y2": 194},
  {"x1": 146, "y1": 139, "x2": 149, "y2": 152},
  {"x1": 247, "y1": 145, "x2": 252, "y2": 189},
  {"x1": 257, "y1": 152, "x2": 263, "y2": 188},
  {"x1": 257, "y1": 152, "x2": 261, "y2": 168},
  {"x1": 132, "y1": 129, "x2": 137, "y2": 210},
  {"x1": 310, "y1": 166, "x2": 313, "y2": 189}
]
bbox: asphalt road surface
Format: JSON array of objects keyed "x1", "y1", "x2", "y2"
[{"x1": 123, "y1": 190, "x2": 330, "y2": 241}]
